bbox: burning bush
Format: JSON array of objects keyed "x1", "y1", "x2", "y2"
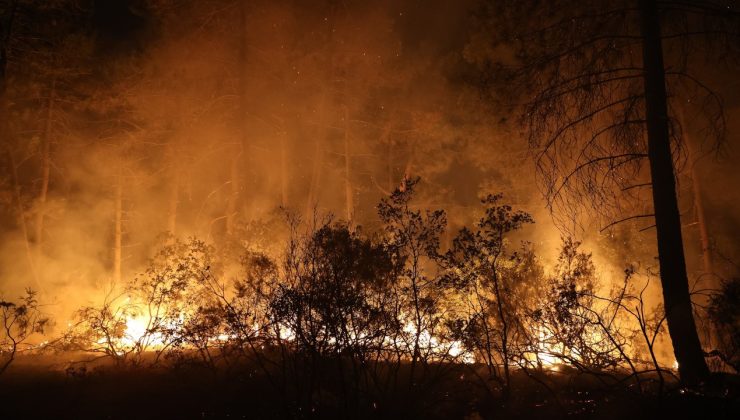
[
  {"x1": 40, "y1": 180, "x2": 690, "y2": 408},
  {"x1": 0, "y1": 289, "x2": 51, "y2": 375},
  {"x1": 269, "y1": 222, "x2": 396, "y2": 358},
  {"x1": 442, "y1": 193, "x2": 537, "y2": 394}
]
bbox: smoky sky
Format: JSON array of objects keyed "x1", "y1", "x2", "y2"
[{"x1": 93, "y1": 0, "x2": 149, "y2": 55}]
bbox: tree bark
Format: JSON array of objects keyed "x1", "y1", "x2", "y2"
[
  {"x1": 639, "y1": 0, "x2": 709, "y2": 384},
  {"x1": 35, "y1": 78, "x2": 55, "y2": 252}
]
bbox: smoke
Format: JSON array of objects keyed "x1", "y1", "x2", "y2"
[{"x1": 0, "y1": 0, "x2": 738, "y2": 342}]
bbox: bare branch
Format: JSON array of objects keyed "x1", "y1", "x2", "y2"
[{"x1": 599, "y1": 214, "x2": 655, "y2": 232}]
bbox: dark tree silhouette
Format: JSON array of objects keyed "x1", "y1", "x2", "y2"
[
  {"x1": 443, "y1": 194, "x2": 534, "y2": 397},
  {"x1": 1, "y1": 289, "x2": 50, "y2": 375},
  {"x1": 470, "y1": 0, "x2": 740, "y2": 384},
  {"x1": 377, "y1": 177, "x2": 447, "y2": 386}
]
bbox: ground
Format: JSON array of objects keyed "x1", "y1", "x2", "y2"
[{"x1": 1, "y1": 355, "x2": 739, "y2": 419}]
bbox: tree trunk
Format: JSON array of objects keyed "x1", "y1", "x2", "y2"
[
  {"x1": 492, "y1": 269, "x2": 511, "y2": 398},
  {"x1": 304, "y1": 10, "x2": 336, "y2": 221},
  {"x1": 691, "y1": 162, "x2": 713, "y2": 276},
  {"x1": 0, "y1": 39, "x2": 5, "y2": 98},
  {"x1": 279, "y1": 128, "x2": 289, "y2": 208},
  {"x1": 678, "y1": 107, "x2": 718, "y2": 353},
  {"x1": 7, "y1": 148, "x2": 41, "y2": 291},
  {"x1": 0, "y1": 1, "x2": 17, "y2": 99},
  {"x1": 225, "y1": 152, "x2": 240, "y2": 235},
  {"x1": 639, "y1": 0, "x2": 709, "y2": 384},
  {"x1": 399, "y1": 144, "x2": 414, "y2": 192},
  {"x1": 35, "y1": 78, "x2": 55, "y2": 253},
  {"x1": 386, "y1": 127, "x2": 394, "y2": 193},
  {"x1": 305, "y1": 91, "x2": 328, "y2": 221},
  {"x1": 167, "y1": 165, "x2": 179, "y2": 236},
  {"x1": 113, "y1": 164, "x2": 123, "y2": 285},
  {"x1": 343, "y1": 106, "x2": 354, "y2": 226},
  {"x1": 226, "y1": 0, "x2": 250, "y2": 234},
  {"x1": 677, "y1": 109, "x2": 713, "y2": 277},
  {"x1": 239, "y1": 0, "x2": 251, "y2": 221}
]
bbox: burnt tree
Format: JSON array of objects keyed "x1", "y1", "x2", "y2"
[{"x1": 470, "y1": 0, "x2": 740, "y2": 384}]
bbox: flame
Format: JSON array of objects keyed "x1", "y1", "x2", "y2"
[
  {"x1": 402, "y1": 321, "x2": 474, "y2": 364},
  {"x1": 124, "y1": 316, "x2": 149, "y2": 344},
  {"x1": 278, "y1": 324, "x2": 296, "y2": 341},
  {"x1": 518, "y1": 326, "x2": 562, "y2": 370},
  {"x1": 96, "y1": 313, "x2": 475, "y2": 363},
  {"x1": 80, "y1": 302, "x2": 628, "y2": 372},
  {"x1": 95, "y1": 312, "x2": 168, "y2": 351}
]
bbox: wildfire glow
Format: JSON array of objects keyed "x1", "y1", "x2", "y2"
[
  {"x1": 124, "y1": 316, "x2": 150, "y2": 344},
  {"x1": 519, "y1": 327, "x2": 564, "y2": 371}
]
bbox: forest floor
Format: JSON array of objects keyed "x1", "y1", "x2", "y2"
[{"x1": 1, "y1": 354, "x2": 739, "y2": 419}]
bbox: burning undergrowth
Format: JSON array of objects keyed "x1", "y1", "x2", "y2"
[{"x1": 4, "y1": 179, "x2": 733, "y2": 418}]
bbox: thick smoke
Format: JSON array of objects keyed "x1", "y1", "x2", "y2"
[{"x1": 0, "y1": 0, "x2": 737, "y2": 338}]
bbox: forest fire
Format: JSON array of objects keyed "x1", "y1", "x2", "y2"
[
  {"x1": 1, "y1": 0, "x2": 739, "y2": 418},
  {"x1": 118, "y1": 311, "x2": 167, "y2": 349}
]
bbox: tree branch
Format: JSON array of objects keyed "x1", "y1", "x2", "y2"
[{"x1": 600, "y1": 214, "x2": 656, "y2": 232}]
